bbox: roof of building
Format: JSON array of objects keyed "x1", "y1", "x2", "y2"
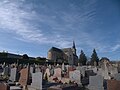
[
  {"x1": 62, "y1": 48, "x2": 72, "y2": 52},
  {"x1": 49, "y1": 47, "x2": 63, "y2": 53}
]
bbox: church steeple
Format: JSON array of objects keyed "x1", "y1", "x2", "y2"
[
  {"x1": 72, "y1": 41, "x2": 76, "y2": 49},
  {"x1": 72, "y1": 41, "x2": 76, "y2": 55}
]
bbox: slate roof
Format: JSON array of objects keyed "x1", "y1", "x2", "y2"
[{"x1": 49, "y1": 47, "x2": 63, "y2": 53}]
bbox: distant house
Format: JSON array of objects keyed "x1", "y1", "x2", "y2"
[{"x1": 47, "y1": 41, "x2": 78, "y2": 65}]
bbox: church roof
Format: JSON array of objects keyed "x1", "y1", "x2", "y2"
[
  {"x1": 49, "y1": 47, "x2": 63, "y2": 53},
  {"x1": 62, "y1": 48, "x2": 72, "y2": 52}
]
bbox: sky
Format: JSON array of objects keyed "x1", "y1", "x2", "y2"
[{"x1": 0, "y1": 0, "x2": 120, "y2": 60}]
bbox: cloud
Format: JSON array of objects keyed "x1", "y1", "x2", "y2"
[
  {"x1": 111, "y1": 44, "x2": 120, "y2": 52},
  {"x1": 0, "y1": 0, "x2": 102, "y2": 50},
  {"x1": 0, "y1": 0, "x2": 49, "y2": 43}
]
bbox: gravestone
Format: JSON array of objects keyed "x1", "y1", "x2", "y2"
[
  {"x1": 101, "y1": 60, "x2": 111, "y2": 79},
  {"x1": 44, "y1": 68, "x2": 50, "y2": 80},
  {"x1": 107, "y1": 80, "x2": 120, "y2": 90},
  {"x1": 76, "y1": 66, "x2": 86, "y2": 77},
  {"x1": 69, "y1": 71, "x2": 74, "y2": 82},
  {"x1": 62, "y1": 63, "x2": 65, "y2": 71},
  {"x1": 97, "y1": 68, "x2": 102, "y2": 76},
  {"x1": 10, "y1": 86, "x2": 22, "y2": 90},
  {"x1": 48, "y1": 65, "x2": 52, "y2": 69},
  {"x1": 53, "y1": 68, "x2": 62, "y2": 80},
  {"x1": 9, "y1": 68, "x2": 17, "y2": 82},
  {"x1": 50, "y1": 68, "x2": 54, "y2": 76},
  {"x1": 0, "y1": 65, "x2": 3, "y2": 75},
  {"x1": 88, "y1": 75, "x2": 104, "y2": 90},
  {"x1": 30, "y1": 67, "x2": 33, "y2": 74},
  {"x1": 31, "y1": 72, "x2": 42, "y2": 90},
  {"x1": 3, "y1": 66, "x2": 10, "y2": 76},
  {"x1": 109, "y1": 65, "x2": 118, "y2": 75},
  {"x1": 92, "y1": 67, "x2": 98, "y2": 73},
  {"x1": 64, "y1": 66, "x2": 75, "y2": 78},
  {"x1": 69, "y1": 70, "x2": 81, "y2": 84},
  {"x1": 113, "y1": 73, "x2": 120, "y2": 81},
  {"x1": 85, "y1": 70, "x2": 96, "y2": 77},
  {"x1": 19, "y1": 67, "x2": 29, "y2": 86},
  {"x1": 35, "y1": 67, "x2": 41, "y2": 73},
  {"x1": 0, "y1": 83, "x2": 10, "y2": 90}
]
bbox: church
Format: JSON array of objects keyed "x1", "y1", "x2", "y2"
[{"x1": 47, "y1": 41, "x2": 78, "y2": 66}]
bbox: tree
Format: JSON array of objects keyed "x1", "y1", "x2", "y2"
[
  {"x1": 91, "y1": 49, "x2": 99, "y2": 66},
  {"x1": 22, "y1": 54, "x2": 29, "y2": 60},
  {"x1": 79, "y1": 50, "x2": 87, "y2": 65}
]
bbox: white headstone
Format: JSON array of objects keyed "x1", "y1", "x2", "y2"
[
  {"x1": 102, "y1": 61, "x2": 110, "y2": 79},
  {"x1": 76, "y1": 66, "x2": 86, "y2": 77},
  {"x1": 30, "y1": 67, "x2": 33, "y2": 74},
  {"x1": 69, "y1": 70, "x2": 81, "y2": 84},
  {"x1": 31, "y1": 72, "x2": 42, "y2": 90},
  {"x1": 9, "y1": 68, "x2": 17, "y2": 82},
  {"x1": 62, "y1": 63, "x2": 65, "y2": 71},
  {"x1": 92, "y1": 67, "x2": 97, "y2": 73}
]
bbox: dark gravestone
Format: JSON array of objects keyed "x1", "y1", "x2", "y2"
[
  {"x1": 85, "y1": 70, "x2": 96, "y2": 77},
  {"x1": 4, "y1": 66, "x2": 10, "y2": 76}
]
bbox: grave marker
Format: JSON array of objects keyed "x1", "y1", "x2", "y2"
[{"x1": 31, "y1": 72, "x2": 42, "y2": 90}]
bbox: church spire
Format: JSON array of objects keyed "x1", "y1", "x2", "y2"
[
  {"x1": 72, "y1": 41, "x2": 76, "y2": 49},
  {"x1": 72, "y1": 41, "x2": 76, "y2": 55}
]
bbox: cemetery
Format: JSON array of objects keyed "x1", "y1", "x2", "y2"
[
  {"x1": 0, "y1": 50, "x2": 120, "y2": 90},
  {"x1": 0, "y1": 58, "x2": 119, "y2": 90}
]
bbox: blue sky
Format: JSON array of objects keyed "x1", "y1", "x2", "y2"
[{"x1": 0, "y1": 0, "x2": 120, "y2": 60}]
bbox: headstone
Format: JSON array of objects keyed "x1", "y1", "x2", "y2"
[
  {"x1": 50, "y1": 68, "x2": 54, "y2": 76},
  {"x1": 53, "y1": 68, "x2": 62, "y2": 80},
  {"x1": 64, "y1": 66, "x2": 75, "y2": 78},
  {"x1": 102, "y1": 61, "x2": 110, "y2": 79},
  {"x1": 109, "y1": 65, "x2": 118, "y2": 75},
  {"x1": 19, "y1": 67, "x2": 29, "y2": 86},
  {"x1": 97, "y1": 68, "x2": 102, "y2": 76},
  {"x1": 113, "y1": 73, "x2": 120, "y2": 80},
  {"x1": 62, "y1": 63, "x2": 65, "y2": 71},
  {"x1": 65, "y1": 65, "x2": 69, "y2": 72},
  {"x1": 107, "y1": 80, "x2": 120, "y2": 90},
  {"x1": 69, "y1": 70, "x2": 81, "y2": 84},
  {"x1": 44, "y1": 68, "x2": 50, "y2": 80},
  {"x1": 3, "y1": 66, "x2": 10, "y2": 76},
  {"x1": 85, "y1": 70, "x2": 96, "y2": 77},
  {"x1": 88, "y1": 75, "x2": 104, "y2": 90},
  {"x1": 92, "y1": 67, "x2": 98, "y2": 73},
  {"x1": 48, "y1": 65, "x2": 52, "y2": 69},
  {"x1": 31, "y1": 72, "x2": 42, "y2": 90},
  {"x1": 30, "y1": 67, "x2": 33, "y2": 74},
  {"x1": 9, "y1": 68, "x2": 17, "y2": 82},
  {"x1": 35, "y1": 67, "x2": 41, "y2": 73},
  {"x1": 0, "y1": 83, "x2": 10, "y2": 90},
  {"x1": 10, "y1": 86, "x2": 22, "y2": 90},
  {"x1": 0, "y1": 65, "x2": 3, "y2": 74},
  {"x1": 76, "y1": 66, "x2": 86, "y2": 77},
  {"x1": 69, "y1": 71, "x2": 74, "y2": 82}
]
